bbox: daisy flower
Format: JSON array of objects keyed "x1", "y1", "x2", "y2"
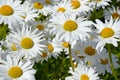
[
  {"x1": 20, "y1": 0, "x2": 39, "y2": 23},
  {"x1": 7, "y1": 24, "x2": 46, "y2": 59},
  {"x1": 49, "y1": 13, "x2": 93, "y2": 43},
  {"x1": 0, "y1": 55, "x2": 36, "y2": 80},
  {"x1": 95, "y1": 52, "x2": 119, "y2": 74},
  {"x1": 76, "y1": 40, "x2": 106, "y2": 66},
  {"x1": 46, "y1": 40, "x2": 62, "y2": 59},
  {"x1": 29, "y1": 0, "x2": 51, "y2": 16},
  {"x1": 70, "y1": 0, "x2": 92, "y2": 15},
  {"x1": 0, "y1": 0, "x2": 24, "y2": 27},
  {"x1": 104, "y1": 6, "x2": 120, "y2": 20},
  {"x1": 95, "y1": 0, "x2": 111, "y2": 9},
  {"x1": 34, "y1": 47, "x2": 50, "y2": 63},
  {"x1": 65, "y1": 62, "x2": 99, "y2": 80},
  {"x1": 93, "y1": 17, "x2": 120, "y2": 51},
  {"x1": 50, "y1": 0, "x2": 73, "y2": 15},
  {"x1": 30, "y1": 20, "x2": 50, "y2": 39}
]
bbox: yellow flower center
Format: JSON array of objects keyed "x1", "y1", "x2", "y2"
[
  {"x1": 100, "y1": 27, "x2": 114, "y2": 38},
  {"x1": 100, "y1": 58, "x2": 109, "y2": 65},
  {"x1": 8, "y1": 66, "x2": 23, "y2": 78},
  {"x1": 11, "y1": 44, "x2": 17, "y2": 51},
  {"x1": 80, "y1": 74, "x2": 89, "y2": 80},
  {"x1": 71, "y1": 0, "x2": 81, "y2": 9},
  {"x1": 63, "y1": 20, "x2": 78, "y2": 32},
  {"x1": 95, "y1": 0, "x2": 102, "y2": 2},
  {"x1": 47, "y1": 43, "x2": 54, "y2": 52},
  {"x1": 88, "y1": 0, "x2": 92, "y2": 2},
  {"x1": 57, "y1": 7, "x2": 66, "y2": 12},
  {"x1": 21, "y1": 37, "x2": 34, "y2": 49},
  {"x1": 112, "y1": 13, "x2": 119, "y2": 19},
  {"x1": 84, "y1": 46, "x2": 96, "y2": 56},
  {"x1": 41, "y1": 52, "x2": 48, "y2": 58},
  {"x1": 0, "y1": 5, "x2": 14, "y2": 16},
  {"x1": 45, "y1": 0, "x2": 52, "y2": 4},
  {"x1": 36, "y1": 24, "x2": 44, "y2": 30},
  {"x1": 33, "y1": 2, "x2": 44, "y2": 9},
  {"x1": 62, "y1": 42, "x2": 69, "y2": 48}
]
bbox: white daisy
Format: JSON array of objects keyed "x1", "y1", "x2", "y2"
[
  {"x1": 7, "y1": 24, "x2": 46, "y2": 59},
  {"x1": 93, "y1": 17, "x2": 120, "y2": 51},
  {"x1": 95, "y1": 0, "x2": 111, "y2": 9},
  {"x1": 76, "y1": 40, "x2": 104, "y2": 66},
  {"x1": 46, "y1": 40, "x2": 62, "y2": 59},
  {"x1": 49, "y1": 13, "x2": 93, "y2": 43},
  {"x1": 50, "y1": 0, "x2": 73, "y2": 15},
  {"x1": 95, "y1": 52, "x2": 119, "y2": 75},
  {"x1": 20, "y1": 0, "x2": 39, "y2": 23},
  {"x1": 104, "y1": 6, "x2": 120, "y2": 20},
  {"x1": 29, "y1": 0, "x2": 51, "y2": 16},
  {"x1": 0, "y1": 0, "x2": 24, "y2": 27},
  {"x1": 30, "y1": 20, "x2": 50, "y2": 39},
  {"x1": 0, "y1": 55, "x2": 36, "y2": 80},
  {"x1": 70, "y1": 0, "x2": 92, "y2": 15},
  {"x1": 65, "y1": 62, "x2": 99, "y2": 80}
]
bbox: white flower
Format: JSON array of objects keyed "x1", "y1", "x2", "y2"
[
  {"x1": 93, "y1": 17, "x2": 120, "y2": 51},
  {"x1": 65, "y1": 62, "x2": 99, "y2": 80},
  {"x1": 49, "y1": 13, "x2": 93, "y2": 43},
  {"x1": 0, "y1": 55, "x2": 36, "y2": 80},
  {"x1": 7, "y1": 24, "x2": 46, "y2": 59},
  {"x1": 95, "y1": 52, "x2": 119, "y2": 74},
  {"x1": 50, "y1": 0, "x2": 73, "y2": 15},
  {"x1": 104, "y1": 6, "x2": 120, "y2": 20},
  {"x1": 0, "y1": 0, "x2": 24, "y2": 27}
]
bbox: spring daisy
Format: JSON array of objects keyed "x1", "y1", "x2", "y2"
[
  {"x1": 30, "y1": 20, "x2": 50, "y2": 38},
  {"x1": 76, "y1": 40, "x2": 105, "y2": 66},
  {"x1": 50, "y1": 0, "x2": 73, "y2": 15},
  {"x1": 29, "y1": 0, "x2": 51, "y2": 16},
  {"x1": 0, "y1": 0, "x2": 24, "y2": 27},
  {"x1": 46, "y1": 40, "x2": 62, "y2": 59},
  {"x1": 20, "y1": 1, "x2": 39, "y2": 23},
  {"x1": 49, "y1": 13, "x2": 93, "y2": 43},
  {"x1": 7, "y1": 24, "x2": 46, "y2": 59},
  {"x1": 0, "y1": 55, "x2": 36, "y2": 80},
  {"x1": 95, "y1": 52, "x2": 119, "y2": 74},
  {"x1": 70, "y1": 0, "x2": 92, "y2": 15},
  {"x1": 93, "y1": 17, "x2": 120, "y2": 51},
  {"x1": 65, "y1": 62, "x2": 99, "y2": 80},
  {"x1": 104, "y1": 6, "x2": 120, "y2": 20},
  {"x1": 95, "y1": 0, "x2": 111, "y2": 9}
]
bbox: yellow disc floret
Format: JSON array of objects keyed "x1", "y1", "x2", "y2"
[
  {"x1": 71, "y1": 0, "x2": 81, "y2": 9},
  {"x1": 80, "y1": 74, "x2": 89, "y2": 80},
  {"x1": 11, "y1": 44, "x2": 17, "y2": 51},
  {"x1": 84, "y1": 46, "x2": 96, "y2": 56},
  {"x1": 33, "y1": 2, "x2": 44, "y2": 9},
  {"x1": 21, "y1": 37, "x2": 34, "y2": 49},
  {"x1": 0, "y1": 5, "x2": 14, "y2": 16},
  {"x1": 95, "y1": 0, "x2": 102, "y2": 2},
  {"x1": 63, "y1": 20, "x2": 78, "y2": 32},
  {"x1": 100, "y1": 58, "x2": 109, "y2": 65},
  {"x1": 57, "y1": 7, "x2": 66, "y2": 12},
  {"x1": 41, "y1": 52, "x2": 48, "y2": 58},
  {"x1": 112, "y1": 13, "x2": 119, "y2": 19},
  {"x1": 100, "y1": 27, "x2": 114, "y2": 38},
  {"x1": 47, "y1": 43, "x2": 54, "y2": 52},
  {"x1": 62, "y1": 42, "x2": 69, "y2": 48},
  {"x1": 8, "y1": 66, "x2": 23, "y2": 78},
  {"x1": 36, "y1": 24, "x2": 44, "y2": 30}
]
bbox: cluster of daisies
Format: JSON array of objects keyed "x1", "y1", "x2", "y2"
[{"x1": 0, "y1": 0, "x2": 120, "y2": 80}]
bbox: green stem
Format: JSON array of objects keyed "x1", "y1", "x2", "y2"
[
  {"x1": 68, "y1": 44, "x2": 74, "y2": 71},
  {"x1": 106, "y1": 44, "x2": 118, "y2": 80}
]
